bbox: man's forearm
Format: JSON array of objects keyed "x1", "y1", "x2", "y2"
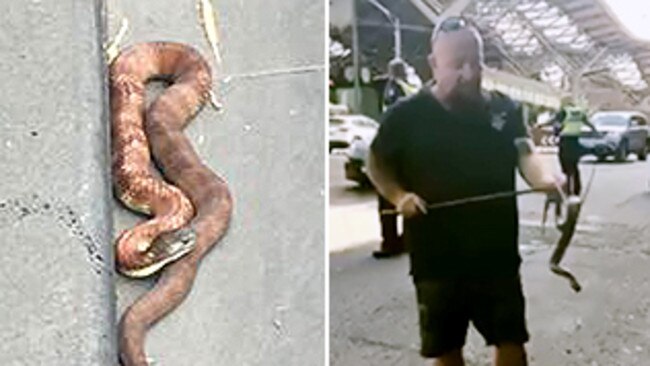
[
  {"x1": 515, "y1": 138, "x2": 557, "y2": 191},
  {"x1": 367, "y1": 151, "x2": 406, "y2": 205},
  {"x1": 585, "y1": 120, "x2": 598, "y2": 131}
]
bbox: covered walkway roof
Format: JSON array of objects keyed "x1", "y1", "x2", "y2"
[{"x1": 412, "y1": 0, "x2": 650, "y2": 104}]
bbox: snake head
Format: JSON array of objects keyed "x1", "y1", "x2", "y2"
[
  {"x1": 151, "y1": 227, "x2": 196, "y2": 256},
  {"x1": 118, "y1": 227, "x2": 196, "y2": 278},
  {"x1": 154, "y1": 226, "x2": 197, "y2": 251}
]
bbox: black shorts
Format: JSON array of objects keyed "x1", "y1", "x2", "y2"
[{"x1": 414, "y1": 275, "x2": 529, "y2": 358}]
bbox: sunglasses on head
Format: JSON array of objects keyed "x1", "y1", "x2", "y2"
[{"x1": 434, "y1": 16, "x2": 470, "y2": 35}]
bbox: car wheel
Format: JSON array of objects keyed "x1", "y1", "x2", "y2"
[
  {"x1": 596, "y1": 155, "x2": 607, "y2": 162},
  {"x1": 615, "y1": 140, "x2": 628, "y2": 162},
  {"x1": 639, "y1": 145, "x2": 648, "y2": 161}
]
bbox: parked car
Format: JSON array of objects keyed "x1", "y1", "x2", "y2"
[
  {"x1": 329, "y1": 103, "x2": 349, "y2": 117},
  {"x1": 580, "y1": 111, "x2": 649, "y2": 162},
  {"x1": 327, "y1": 113, "x2": 380, "y2": 186},
  {"x1": 344, "y1": 135, "x2": 374, "y2": 186},
  {"x1": 329, "y1": 114, "x2": 379, "y2": 153}
]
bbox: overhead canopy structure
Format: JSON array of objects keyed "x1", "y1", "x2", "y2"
[
  {"x1": 330, "y1": 0, "x2": 650, "y2": 112},
  {"x1": 482, "y1": 67, "x2": 564, "y2": 109},
  {"x1": 411, "y1": 0, "x2": 650, "y2": 107}
]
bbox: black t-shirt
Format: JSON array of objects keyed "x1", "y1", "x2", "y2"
[{"x1": 371, "y1": 88, "x2": 528, "y2": 280}]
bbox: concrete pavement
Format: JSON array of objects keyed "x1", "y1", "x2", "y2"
[
  {"x1": 108, "y1": 0, "x2": 325, "y2": 365},
  {"x1": 0, "y1": 1, "x2": 114, "y2": 364},
  {"x1": 0, "y1": 0, "x2": 325, "y2": 364}
]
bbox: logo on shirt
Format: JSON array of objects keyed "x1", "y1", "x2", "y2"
[{"x1": 490, "y1": 112, "x2": 507, "y2": 131}]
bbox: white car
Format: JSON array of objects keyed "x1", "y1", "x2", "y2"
[
  {"x1": 344, "y1": 136, "x2": 375, "y2": 186},
  {"x1": 329, "y1": 114, "x2": 379, "y2": 153},
  {"x1": 328, "y1": 103, "x2": 349, "y2": 116}
]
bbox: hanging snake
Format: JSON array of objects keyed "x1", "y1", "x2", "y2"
[
  {"x1": 110, "y1": 41, "x2": 233, "y2": 366},
  {"x1": 543, "y1": 193, "x2": 583, "y2": 292},
  {"x1": 541, "y1": 162, "x2": 596, "y2": 293}
]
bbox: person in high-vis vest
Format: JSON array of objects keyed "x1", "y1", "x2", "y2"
[
  {"x1": 373, "y1": 58, "x2": 419, "y2": 259},
  {"x1": 382, "y1": 58, "x2": 419, "y2": 111},
  {"x1": 538, "y1": 97, "x2": 597, "y2": 195}
]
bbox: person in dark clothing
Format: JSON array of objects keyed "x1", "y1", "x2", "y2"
[
  {"x1": 367, "y1": 17, "x2": 564, "y2": 366},
  {"x1": 373, "y1": 58, "x2": 418, "y2": 259},
  {"x1": 382, "y1": 58, "x2": 418, "y2": 109}
]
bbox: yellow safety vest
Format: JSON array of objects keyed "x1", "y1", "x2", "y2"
[
  {"x1": 382, "y1": 79, "x2": 418, "y2": 112},
  {"x1": 560, "y1": 107, "x2": 587, "y2": 136},
  {"x1": 396, "y1": 79, "x2": 419, "y2": 96}
]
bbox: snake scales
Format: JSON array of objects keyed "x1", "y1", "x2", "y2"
[
  {"x1": 544, "y1": 193, "x2": 583, "y2": 292},
  {"x1": 111, "y1": 41, "x2": 233, "y2": 366}
]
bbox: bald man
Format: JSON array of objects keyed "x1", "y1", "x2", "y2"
[{"x1": 368, "y1": 17, "x2": 564, "y2": 366}]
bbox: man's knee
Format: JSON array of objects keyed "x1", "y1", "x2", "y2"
[{"x1": 494, "y1": 342, "x2": 527, "y2": 366}]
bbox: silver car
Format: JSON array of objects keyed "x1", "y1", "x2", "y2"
[{"x1": 580, "y1": 111, "x2": 649, "y2": 162}]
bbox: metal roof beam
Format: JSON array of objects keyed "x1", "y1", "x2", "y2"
[
  {"x1": 437, "y1": 0, "x2": 472, "y2": 20},
  {"x1": 570, "y1": 8, "x2": 606, "y2": 20},
  {"x1": 559, "y1": 1, "x2": 594, "y2": 13},
  {"x1": 512, "y1": 9, "x2": 578, "y2": 71},
  {"x1": 587, "y1": 27, "x2": 620, "y2": 38},
  {"x1": 581, "y1": 19, "x2": 615, "y2": 31}
]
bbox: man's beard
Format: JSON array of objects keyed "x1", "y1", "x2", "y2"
[
  {"x1": 448, "y1": 86, "x2": 488, "y2": 123},
  {"x1": 449, "y1": 85, "x2": 483, "y2": 108}
]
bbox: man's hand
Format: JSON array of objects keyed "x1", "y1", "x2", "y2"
[
  {"x1": 395, "y1": 192, "x2": 428, "y2": 218},
  {"x1": 535, "y1": 172, "x2": 567, "y2": 193}
]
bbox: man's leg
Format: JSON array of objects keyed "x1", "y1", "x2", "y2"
[
  {"x1": 494, "y1": 342, "x2": 527, "y2": 366},
  {"x1": 558, "y1": 138, "x2": 574, "y2": 195},
  {"x1": 430, "y1": 348, "x2": 464, "y2": 366},
  {"x1": 569, "y1": 138, "x2": 582, "y2": 195},
  {"x1": 471, "y1": 276, "x2": 530, "y2": 366},
  {"x1": 557, "y1": 138, "x2": 573, "y2": 219},
  {"x1": 570, "y1": 159, "x2": 581, "y2": 195},
  {"x1": 415, "y1": 280, "x2": 469, "y2": 364}
]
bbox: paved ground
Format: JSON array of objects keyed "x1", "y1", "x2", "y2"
[
  {"x1": 107, "y1": 1, "x2": 325, "y2": 365},
  {"x1": 0, "y1": 1, "x2": 114, "y2": 364},
  {"x1": 0, "y1": 1, "x2": 325, "y2": 365},
  {"x1": 329, "y1": 152, "x2": 650, "y2": 365}
]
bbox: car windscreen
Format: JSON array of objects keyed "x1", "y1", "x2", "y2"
[{"x1": 592, "y1": 114, "x2": 628, "y2": 127}]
